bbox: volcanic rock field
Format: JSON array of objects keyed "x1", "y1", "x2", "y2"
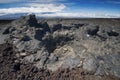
[{"x1": 0, "y1": 15, "x2": 120, "y2": 80}]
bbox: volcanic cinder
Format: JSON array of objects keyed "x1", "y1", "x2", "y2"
[{"x1": 0, "y1": 14, "x2": 120, "y2": 80}]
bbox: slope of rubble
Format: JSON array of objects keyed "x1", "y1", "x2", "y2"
[
  {"x1": 0, "y1": 43, "x2": 119, "y2": 80},
  {"x1": 0, "y1": 15, "x2": 120, "y2": 80}
]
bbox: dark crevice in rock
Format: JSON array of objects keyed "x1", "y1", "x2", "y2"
[
  {"x1": 2, "y1": 27, "x2": 11, "y2": 34},
  {"x1": 51, "y1": 23, "x2": 84, "y2": 32},
  {"x1": 87, "y1": 26, "x2": 99, "y2": 36},
  {"x1": 34, "y1": 30, "x2": 44, "y2": 41},
  {"x1": 44, "y1": 35, "x2": 74, "y2": 53},
  {"x1": 34, "y1": 23, "x2": 74, "y2": 53},
  {"x1": 34, "y1": 22, "x2": 51, "y2": 41},
  {"x1": 107, "y1": 31, "x2": 119, "y2": 36},
  {"x1": 38, "y1": 22, "x2": 51, "y2": 32},
  {"x1": 9, "y1": 27, "x2": 16, "y2": 33},
  {"x1": 51, "y1": 24, "x2": 62, "y2": 32},
  {"x1": 62, "y1": 26, "x2": 72, "y2": 30},
  {"x1": 74, "y1": 23, "x2": 85, "y2": 28},
  {"x1": 97, "y1": 35, "x2": 107, "y2": 41},
  {"x1": 21, "y1": 36, "x2": 31, "y2": 41},
  {"x1": 12, "y1": 63, "x2": 21, "y2": 71}
]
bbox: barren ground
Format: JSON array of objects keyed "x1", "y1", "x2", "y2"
[{"x1": 0, "y1": 16, "x2": 120, "y2": 80}]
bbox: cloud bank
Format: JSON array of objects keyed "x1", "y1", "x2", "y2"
[
  {"x1": 0, "y1": 0, "x2": 120, "y2": 18},
  {"x1": 36, "y1": 12, "x2": 120, "y2": 18},
  {"x1": 0, "y1": 4, "x2": 66, "y2": 14}
]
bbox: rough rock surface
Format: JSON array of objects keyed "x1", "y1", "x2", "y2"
[
  {"x1": 0, "y1": 43, "x2": 119, "y2": 80},
  {"x1": 0, "y1": 15, "x2": 120, "y2": 79}
]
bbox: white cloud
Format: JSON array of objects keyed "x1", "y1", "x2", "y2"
[
  {"x1": 1, "y1": 12, "x2": 120, "y2": 18},
  {"x1": 0, "y1": 4, "x2": 66, "y2": 15},
  {"x1": 36, "y1": 12, "x2": 120, "y2": 18},
  {"x1": 26, "y1": 3, "x2": 66, "y2": 9}
]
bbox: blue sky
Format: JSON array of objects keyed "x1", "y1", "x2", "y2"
[{"x1": 0, "y1": 0, "x2": 120, "y2": 18}]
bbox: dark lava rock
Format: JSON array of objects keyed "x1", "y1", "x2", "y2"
[
  {"x1": 11, "y1": 14, "x2": 38, "y2": 27},
  {"x1": 87, "y1": 26, "x2": 99, "y2": 36},
  {"x1": 2, "y1": 27, "x2": 11, "y2": 34},
  {"x1": 21, "y1": 35, "x2": 31, "y2": 41},
  {"x1": 73, "y1": 23, "x2": 85, "y2": 28},
  {"x1": 12, "y1": 63, "x2": 21, "y2": 71},
  {"x1": 0, "y1": 15, "x2": 120, "y2": 79},
  {"x1": 107, "y1": 30, "x2": 119, "y2": 36},
  {"x1": 39, "y1": 22, "x2": 51, "y2": 32},
  {"x1": 52, "y1": 24, "x2": 62, "y2": 32}
]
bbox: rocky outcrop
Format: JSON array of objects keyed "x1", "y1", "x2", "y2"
[
  {"x1": 0, "y1": 43, "x2": 119, "y2": 80},
  {"x1": 0, "y1": 15, "x2": 120, "y2": 78}
]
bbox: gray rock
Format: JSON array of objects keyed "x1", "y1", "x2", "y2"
[
  {"x1": 24, "y1": 50, "x2": 49, "y2": 68},
  {"x1": 24, "y1": 55, "x2": 35, "y2": 63},
  {"x1": 62, "y1": 56, "x2": 80, "y2": 69},
  {"x1": 95, "y1": 54, "x2": 120, "y2": 78},
  {"x1": 83, "y1": 56, "x2": 98, "y2": 74},
  {"x1": 0, "y1": 34, "x2": 9, "y2": 44}
]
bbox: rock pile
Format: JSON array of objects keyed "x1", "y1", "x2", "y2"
[{"x1": 0, "y1": 14, "x2": 120, "y2": 78}]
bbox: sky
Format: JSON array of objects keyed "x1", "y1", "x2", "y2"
[{"x1": 0, "y1": 0, "x2": 120, "y2": 18}]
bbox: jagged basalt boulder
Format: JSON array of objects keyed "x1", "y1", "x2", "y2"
[
  {"x1": 87, "y1": 26, "x2": 99, "y2": 36},
  {"x1": 11, "y1": 14, "x2": 38, "y2": 27},
  {"x1": 107, "y1": 30, "x2": 119, "y2": 36}
]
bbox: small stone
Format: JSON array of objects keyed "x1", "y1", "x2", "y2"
[
  {"x1": 86, "y1": 34, "x2": 90, "y2": 37},
  {"x1": 16, "y1": 53, "x2": 20, "y2": 57},
  {"x1": 83, "y1": 57, "x2": 98, "y2": 74},
  {"x1": 63, "y1": 48, "x2": 68, "y2": 51},
  {"x1": 80, "y1": 60, "x2": 83, "y2": 64},
  {"x1": 14, "y1": 60, "x2": 19, "y2": 63},
  {"x1": 63, "y1": 48, "x2": 68, "y2": 53},
  {"x1": 82, "y1": 50, "x2": 86, "y2": 53},
  {"x1": 99, "y1": 60, "x2": 104, "y2": 64},
  {"x1": 106, "y1": 53, "x2": 110, "y2": 54},
  {"x1": 20, "y1": 52, "x2": 27, "y2": 56}
]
